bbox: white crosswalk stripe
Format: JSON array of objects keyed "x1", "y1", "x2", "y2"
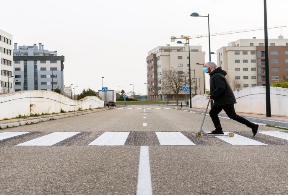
[
  {"x1": 0, "y1": 132, "x2": 29, "y2": 141},
  {"x1": 89, "y1": 132, "x2": 130, "y2": 146},
  {"x1": 156, "y1": 132, "x2": 195, "y2": 145},
  {"x1": 260, "y1": 131, "x2": 288, "y2": 140},
  {"x1": 215, "y1": 132, "x2": 267, "y2": 145},
  {"x1": 17, "y1": 132, "x2": 80, "y2": 146}
]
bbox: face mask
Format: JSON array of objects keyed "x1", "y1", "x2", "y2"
[{"x1": 203, "y1": 67, "x2": 208, "y2": 73}]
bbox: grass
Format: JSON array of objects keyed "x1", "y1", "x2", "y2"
[
  {"x1": 116, "y1": 101, "x2": 177, "y2": 105},
  {"x1": 266, "y1": 124, "x2": 288, "y2": 130}
]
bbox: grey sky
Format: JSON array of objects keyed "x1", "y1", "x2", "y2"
[{"x1": 1, "y1": 0, "x2": 288, "y2": 94}]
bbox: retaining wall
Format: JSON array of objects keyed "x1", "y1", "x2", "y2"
[
  {"x1": 0, "y1": 90, "x2": 104, "y2": 120},
  {"x1": 191, "y1": 86, "x2": 288, "y2": 116}
]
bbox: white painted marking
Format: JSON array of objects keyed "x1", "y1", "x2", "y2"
[
  {"x1": 254, "y1": 122, "x2": 267, "y2": 126},
  {"x1": 137, "y1": 146, "x2": 153, "y2": 195},
  {"x1": 137, "y1": 108, "x2": 142, "y2": 109},
  {"x1": 17, "y1": 132, "x2": 80, "y2": 146},
  {"x1": 143, "y1": 123, "x2": 147, "y2": 126},
  {"x1": 216, "y1": 132, "x2": 267, "y2": 145},
  {"x1": 147, "y1": 108, "x2": 152, "y2": 109},
  {"x1": 260, "y1": 131, "x2": 288, "y2": 140},
  {"x1": 117, "y1": 108, "x2": 124, "y2": 109},
  {"x1": 0, "y1": 132, "x2": 29, "y2": 141},
  {"x1": 128, "y1": 108, "x2": 133, "y2": 109},
  {"x1": 193, "y1": 112, "x2": 196, "y2": 113},
  {"x1": 156, "y1": 132, "x2": 195, "y2": 145},
  {"x1": 165, "y1": 108, "x2": 170, "y2": 109},
  {"x1": 89, "y1": 132, "x2": 130, "y2": 146},
  {"x1": 220, "y1": 116, "x2": 230, "y2": 119},
  {"x1": 143, "y1": 117, "x2": 146, "y2": 119},
  {"x1": 206, "y1": 114, "x2": 209, "y2": 116},
  {"x1": 184, "y1": 110, "x2": 188, "y2": 112},
  {"x1": 156, "y1": 108, "x2": 161, "y2": 109}
]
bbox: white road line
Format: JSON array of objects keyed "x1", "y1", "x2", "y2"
[
  {"x1": 143, "y1": 117, "x2": 146, "y2": 119},
  {"x1": 143, "y1": 123, "x2": 147, "y2": 126},
  {"x1": 17, "y1": 132, "x2": 80, "y2": 146},
  {"x1": 89, "y1": 132, "x2": 130, "y2": 146},
  {"x1": 117, "y1": 108, "x2": 124, "y2": 109},
  {"x1": 165, "y1": 108, "x2": 170, "y2": 109},
  {"x1": 260, "y1": 131, "x2": 288, "y2": 140},
  {"x1": 128, "y1": 108, "x2": 133, "y2": 109},
  {"x1": 156, "y1": 108, "x2": 161, "y2": 109},
  {"x1": 137, "y1": 146, "x2": 153, "y2": 195},
  {"x1": 216, "y1": 132, "x2": 267, "y2": 145},
  {"x1": 0, "y1": 132, "x2": 29, "y2": 141},
  {"x1": 184, "y1": 110, "x2": 188, "y2": 112},
  {"x1": 156, "y1": 132, "x2": 195, "y2": 145}
]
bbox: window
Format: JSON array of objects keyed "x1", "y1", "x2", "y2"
[
  {"x1": 271, "y1": 67, "x2": 279, "y2": 72},
  {"x1": 235, "y1": 51, "x2": 240, "y2": 55},
  {"x1": 235, "y1": 68, "x2": 240, "y2": 71},
  {"x1": 235, "y1": 60, "x2": 240, "y2": 63},
  {"x1": 187, "y1": 64, "x2": 189, "y2": 67},
  {"x1": 50, "y1": 60, "x2": 57, "y2": 63},
  {"x1": 251, "y1": 51, "x2": 256, "y2": 55},
  {"x1": 15, "y1": 68, "x2": 21, "y2": 71},
  {"x1": 285, "y1": 51, "x2": 288, "y2": 55},
  {"x1": 252, "y1": 84, "x2": 257, "y2": 87},
  {"x1": 235, "y1": 76, "x2": 240, "y2": 79},
  {"x1": 178, "y1": 63, "x2": 183, "y2": 67},
  {"x1": 251, "y1": 68, "x2": 256, "y2": 71},
  {"x1": 52, "y1": 82, "x2": 57, "y2": 85},
  {"x1": 40, "y1": 60, "x2": 46, "y2": 63},
  {"x1": 41, "y1": 75, "x2": 47, "y2": 78},
  {"x1": 286, "y1": 59, "x2": 288, "y2": 63},
  {"x1": 251, "y1": 59, "x2": 256, "y2": 63},
  {"x1": 270, "y1": 43, "x2": 275, "y2": 46},
  {"x1": 15, "y1": 75, "x2": 21, "y2": 78},
  {"x1": 271, "y1": 76, "x2": 279, "y2": 80},
  {"x1": 251, "y1": 76, "x2": 256, "y2": 79},
  {"x1": 243, "y1": 60, "x2": 248, "y2": 63},
  {"x1": 15, "y1": 82, "x2": 21, "y2": 86},
  {"x1": 191, "y1": 49, "x2": 198, "y2": 52},
  {"x1": 286, "y1": 67, "x2": 288, "y2": 71},
  {"x1": 243, "y1": 51, "x2": 248, "y2": 55},
  {"x1": 51, "y1": 74, "x2": 57, "y2": 78},
  {"x1": 250, "y1": 43, "x2": 254, "y2": 46},
  {"x1": 187, "y1": 56, "x2": 189, "y2": 59},
  {"x1": 244, "y1": 84, "x2": 249, "y2": 87},
  {"x1": 270, "y1": 51, "x2": 279, "y2": 55},
  {"x1": 271, "y1": 59, "x2": 279, "y2": 63},
  {"x1": 178, "y1": 56, "x2": 182, "y2": 59},
  {"x1": 259, "y1": 43, "x2": 264, "y2": 46},
  {"x1": 40, "y1": 67, "x2": 46, "y2": 71},
  {"x1": 243, "y1": 68, "x2": 248, "y2": 71},
  {"x1": 243, "y1": 76, "x2": 248, "y2": 79},
  {"x1": 14, "y1": 61, "x2": 20, "y2": 64},
  {"x1": 50, "y1": 67, "x2": 57, "y2": 71},
  {"x1": 41, "y1": 82, "x2": 47, "y2": 85}
]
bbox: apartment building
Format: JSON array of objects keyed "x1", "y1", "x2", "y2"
[
  {"x1": 0, "y1": 29, "x2": 13, "y2": 94},
  {"x1": 13, "y1": 43, "x2": 65, "y2": 93},
  {"x1": 147, "y1": 45, "x2": 205, "y2": 100},
  {"x1": 217, "y1": 36, "x2": 288, "y2": 90}
]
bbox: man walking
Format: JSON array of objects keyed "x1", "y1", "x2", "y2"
[{"x1": 203, "y1": 62, "x2": 259, "y2": 137}]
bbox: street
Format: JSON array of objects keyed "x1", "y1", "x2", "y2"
[{"x1": 0, "y1": 106, "x2": 287, "y2": 195}]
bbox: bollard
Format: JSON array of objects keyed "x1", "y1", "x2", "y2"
[{"x1": 181, "y1": 102, "x2": 182, "y2": 108}]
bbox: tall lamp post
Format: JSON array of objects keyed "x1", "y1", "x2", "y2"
[
  {"x1": 144, "y1": 83, "x2": 147, "y2": 98},
  {"x1": 8, "y1": 75, "x2": 14, "y2": 93},
  {"x1": 196, "y1": 63, "x2": 206, "y2": 93},
  {"x1": 130, "y1": 84, "x2": 134, "y2": 96},
  {"x1": 70, "y1": 84, "x2": 73, "y2": 99},
  {"x1": 73, "y1": 85, "x2": 78, "y2": 100},
  {"x1": 102, "y1": 77, "x2": 104, "y2": 88}
]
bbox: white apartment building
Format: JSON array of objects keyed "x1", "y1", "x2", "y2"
[
  {"x1": 147, "y1": 45, "x2": 205, "y2": 100},
  {"x1": 13, "y1": 43, "x2": 65, "y2": 93},
  {"x1": 0, "y1": 29, "x2": 13, "y2": 94},
  {"x1": 64, "y1": 85, "x2": 73, "y2": 98},
  {"x1": 217, "y1": 36, "x2": 288, "y2": 90}
]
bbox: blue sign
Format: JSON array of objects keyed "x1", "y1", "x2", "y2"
[
  {"x1": 182, "y1": 86, "x2": 189, "y2": 92},
  {"x1": 102, "y1": 87, "x2": 108, "y2": 92},
  {"x1": 141, "y1": 96, "x2": 145, "y2": 99},
  {"x1": 123, "y1": 94, "x2": 127, "y2": 98},
  {"x1": 163, "y1": 95, "x2": 167, "y2": 98}
]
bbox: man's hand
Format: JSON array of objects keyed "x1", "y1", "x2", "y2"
[{"x1": 207, "y1": 95, "x2": 212, "y2": 100}]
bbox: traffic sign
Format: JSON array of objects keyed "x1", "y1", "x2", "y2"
[
  {"x1": 123, "y1": 94, "x2": 127, "y2": 98},
  {"x1": 163, "y1": 95, "x2": 167, "y2": 98},
  {"x1": 182, "y1": 86, "x2": 189, "y2": 92},
  {"x1": 102, "y1": 87, "x2": 108, "y2": 92}
]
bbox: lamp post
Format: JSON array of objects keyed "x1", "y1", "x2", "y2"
[
  {"x1": 196, "y1": 63, "x2": 206, "y2": 93},
  {"x1": 70, "y1": 84, "x2": 73, "y2": 99},
  {"x1": 144, "y1": 83, "x2": 147, "y2": 98},
  {"x1": 190, "y1": 12, "x2": 212, "y2": 62},
  {"x1": 73, "y1": 85, "x2": 78, "y2": 100},
  {"x1": 102, "y1": 77, "x2": 104, "y2": 88},
  {"x1": 8, "y1": 75, "x2": 14, "y2": 93},
  {"x1": 130, "y1": 84, "x2": 134, "y2": 96}
]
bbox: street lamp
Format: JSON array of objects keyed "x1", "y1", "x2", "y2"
[
  {"x1": 190, "y1": 12, "x2": 212, "y2": 62},
  {"x1": 73, "y1": 85, "x2": 78, "y2": 100},
  {"x1": 8, "y1": 75, "x2": 14, "y2": 93},
  {"x1": 102, "y1": 77, "x2": 104, "y2": 88},
  {"x1": 196, "y1": 63, "x2": 206, "y2": 93},
  {"x1": 70, "y1": 84, "x2": 73, "y2": 99},
  {"x1": 144, "y1": 83, "x2": 147, "y2": 97},
  {"x1": 130, "y1": 84, "x2": 134, "y2": 96}
]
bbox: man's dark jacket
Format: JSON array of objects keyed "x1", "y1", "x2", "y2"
[{"x1": 209, "y1": 67, "x2": 236, "y2": 105}]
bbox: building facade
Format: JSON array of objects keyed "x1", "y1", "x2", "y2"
[
  {"x1": 217, "y1": 36, "x2": 288, "y2": 90},
  {"x1": 13, "y1": 43, "x2": 65, "y2": 93},
  {"x1": 0, "y1": 29, "x2": 13, "y2": 94},
  {"x1": 147, "y1": 45, "x2": 205, "y2": 100}
]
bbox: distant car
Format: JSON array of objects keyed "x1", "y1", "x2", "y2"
[{"x1": 106, "y1": 101, "x2": 116, "y2": 107}]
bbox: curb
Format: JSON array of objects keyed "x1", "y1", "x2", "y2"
[{"x1": 0, "y1": 108, "x2": 107, "y2": 130}]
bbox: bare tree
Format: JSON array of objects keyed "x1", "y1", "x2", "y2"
[
  {"x1": 228, "y1": 78, "x2": 243, "y2": 91},
  {"x1": 161, "y1": 68, "x2": 188, "y2": 105}
]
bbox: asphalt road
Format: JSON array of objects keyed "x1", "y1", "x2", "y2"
[{"x1": 0, "y1": 105, "x2": 287, "y2": 194}]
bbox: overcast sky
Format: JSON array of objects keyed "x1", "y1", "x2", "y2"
[{"x1": 1, "y1": 0, "x2": 288, "y2": 94}]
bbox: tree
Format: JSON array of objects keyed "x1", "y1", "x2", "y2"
[
  {"x1": 161, "y1": 68, "x2": 188, "y2": 105},
  {"x1": 271, "y1": 79, "x2": 288, "y2": 88},
  {"x1": 77, "y1": 88, "x2": 97, "y2": 100},
  {"x1": 54, "y1": 88, "x2": 61, "y2": 94}
]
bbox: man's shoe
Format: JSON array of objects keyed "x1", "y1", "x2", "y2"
[
  {"x1": 208, "y1": 130, "x2": 224, "y2": 134},
  {"x1": 252, "y1": 125, "x2": 259, "y2": 137}
]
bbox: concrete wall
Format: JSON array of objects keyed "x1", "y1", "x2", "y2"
[
  {"x1": 0, "y1": 90, "x2": 104, "y2": 120},
  {"x1": 191, "y1": 86, "x2": 288, "y2": 116}
]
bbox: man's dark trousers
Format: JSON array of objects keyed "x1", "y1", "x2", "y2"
[{"x1": 209, "y1": 104, "x2": 255, "y2": 131}]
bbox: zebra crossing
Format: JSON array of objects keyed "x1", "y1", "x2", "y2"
[
  {"x1": 0, "y1": 130, "x2": 287, "y2": 147},
  {"x1": 117, "y1": 107, "x2": 171, "y2": 110}
]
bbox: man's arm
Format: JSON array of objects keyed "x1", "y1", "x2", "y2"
[{"x1": 210, "y1": 75, "x2": 226, "y2": 99}]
